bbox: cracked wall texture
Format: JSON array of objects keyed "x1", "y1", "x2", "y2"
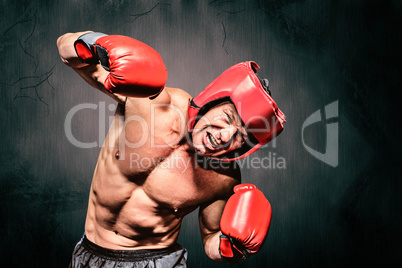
[{"x1": 0, "y1": 0, "x2": 401, "y2": 267}]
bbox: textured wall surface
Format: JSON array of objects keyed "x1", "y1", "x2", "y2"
[{"x1": 0, "y1": 0, "x2": 401, "y2": 267}]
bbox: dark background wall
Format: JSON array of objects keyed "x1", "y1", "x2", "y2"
[{"x1": 1, "y1": 0, "x2": 401, "y2": 267}]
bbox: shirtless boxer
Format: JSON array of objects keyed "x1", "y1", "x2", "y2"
[{"x1": 57, "y1": 31, "x2": 285, "y2": 267}]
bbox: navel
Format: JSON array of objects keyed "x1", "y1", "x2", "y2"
[{"x1": 115, "y1": 151, "x2": 120, "y2": 159}]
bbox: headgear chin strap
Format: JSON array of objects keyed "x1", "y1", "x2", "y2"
[{"x1": 188, "y1": 61, "x2": 286, "y2": 161}]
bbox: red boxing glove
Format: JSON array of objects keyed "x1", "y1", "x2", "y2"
[
  {"x1": 74, "y1": 32, "x2": 167, "y2": 98},
  {"x1": 219, "y1": 184, "x2": 272, "y2": 263}
]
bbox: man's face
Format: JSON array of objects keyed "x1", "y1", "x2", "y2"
[{"x1": 191, "y1": 102, "x2": 248, "y2": 158}]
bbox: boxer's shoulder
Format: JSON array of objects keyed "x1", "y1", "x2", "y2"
[
  {"x1": 165, "y1": 87, "x2": 191, "y2": 99},
  {"x1": 164, "y1": 87, "x2": 191, "y2": 109},
  {"x1": 124, "y1": 87, "x2": 189, "y2": 109}
]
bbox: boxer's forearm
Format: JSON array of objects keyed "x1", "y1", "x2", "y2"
[
  {"x1": 203, "y1": 231, "x2": 225, "y2": 262},
  {"x1": 57, "y1": 31, "x2": 93, "y2": 68}
]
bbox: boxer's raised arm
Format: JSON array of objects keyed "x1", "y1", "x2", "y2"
[{"x1": 57, "y1": 31, "x2": 168, "y2": 102}]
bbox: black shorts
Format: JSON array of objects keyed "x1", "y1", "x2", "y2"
[{"x1": 69, "y1": 234, "x2": 187, "y2": 268}]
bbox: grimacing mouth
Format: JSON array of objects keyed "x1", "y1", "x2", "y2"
[
  {"x1": 207, "y1": 132, "x2": 219, "y2": 148},
  {"x1": 206, "y1": 131, "x2": 234, "y2": 151}
]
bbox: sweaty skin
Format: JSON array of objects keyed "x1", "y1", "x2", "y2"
[{"x1": 57, "y1": 32, "x2": 242, "y2": 261}]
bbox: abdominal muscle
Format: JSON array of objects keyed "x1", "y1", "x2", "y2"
[
  {"x1": 84, "y1": 181, "x2": 184, "y2": 250},
  {"x1": 83, "y1": 143, "x2": 199, "y2": 250}
]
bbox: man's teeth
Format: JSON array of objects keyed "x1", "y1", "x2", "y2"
[{"x1": 208, "y1": 133, "x2": 218, "y2": 148}]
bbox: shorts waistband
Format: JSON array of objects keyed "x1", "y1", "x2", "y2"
[{"x1": 81, "y1": 235, "x2": 184, "y2": 262}]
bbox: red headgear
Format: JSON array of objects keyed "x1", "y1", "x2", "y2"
[{"x1": 188, "y1": 61, "x2": 286, "y2": 161}]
